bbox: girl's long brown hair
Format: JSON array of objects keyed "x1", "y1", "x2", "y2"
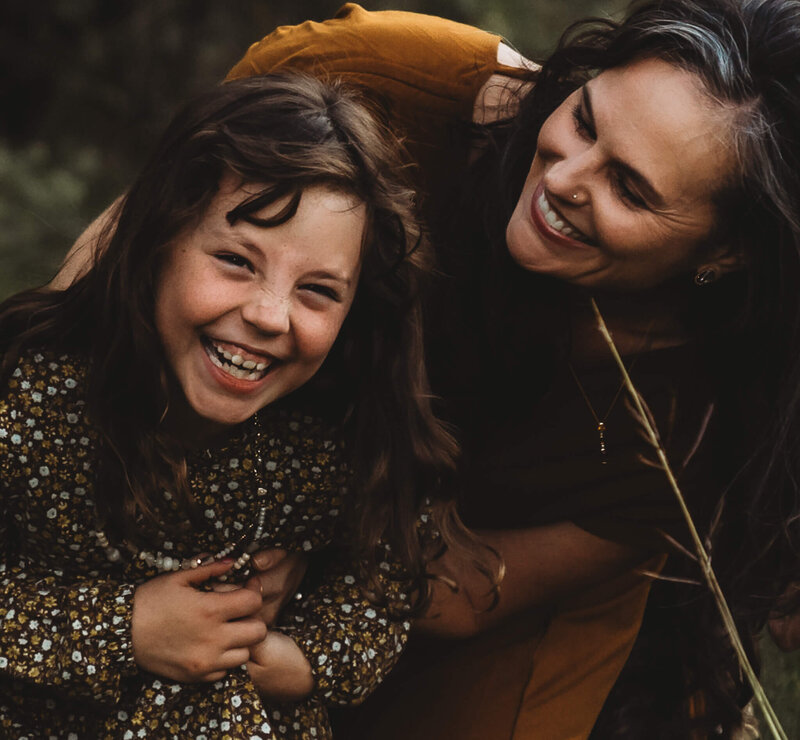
[{"x1": 0, "y1": 72, "x2": 496, "y2": 615}]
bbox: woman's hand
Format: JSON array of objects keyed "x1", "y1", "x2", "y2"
[
  {"x1": 247, "y1": 631, "x2": 314, "y2": 701},
  {"x1": 131, "y1": 559, "x2": 267, "y2": 683},
  {"x1": 244, "y1": 548, "x2": 308, "y2": 626}
]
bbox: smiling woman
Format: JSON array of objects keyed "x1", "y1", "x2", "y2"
[{"x1": 507, "y1": 58, "x2": 738, "y2": 289}]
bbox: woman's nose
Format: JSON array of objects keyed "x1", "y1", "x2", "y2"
[
  {"x1": 543, "y1": 149, "x2": 597, "y2": 205},
  {"x1": 241, "y1": 289, "x2": 291, "y2": 335}
]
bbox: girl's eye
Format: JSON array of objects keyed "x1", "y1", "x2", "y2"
[
  {"x1": 301, "y1": 284, "x2": 341, "y2": 302},
  {"x1": 215, "y1": 253, "x2": 253, "y2": 271},
  {"x1": 571, "y1": 102, "x2": 595, "y2": 140}
]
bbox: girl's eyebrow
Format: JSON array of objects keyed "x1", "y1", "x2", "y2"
[
  {"x1": 303, "y1": 270, "x2": 353, "y2": 287},
  {"x1": 582, "y1": 85, "x2": 666, "y2": 208}
]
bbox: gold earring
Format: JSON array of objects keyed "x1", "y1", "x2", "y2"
[{"x1": 694, "y1": 268, "x2": 718, "y2": 286}]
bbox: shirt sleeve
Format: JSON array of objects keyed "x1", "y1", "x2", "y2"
[
  {"x1": 227, "y1": 3, "x2": 505, "y2": 218},
  {"x1": 227, "y1": 2, "x2": 502, "y2": 122}
]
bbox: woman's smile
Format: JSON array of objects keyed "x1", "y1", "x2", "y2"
[
  {"x1": 529, "y1": 182, "x2": 594, "y2": 247},
  {"x1": 506, "y1": 57, "x2": 736, "y2": 291}
]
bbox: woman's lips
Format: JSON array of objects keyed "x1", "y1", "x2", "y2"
[{"x1": 529, "y1": 182, "x2": 594, "y2": 249}]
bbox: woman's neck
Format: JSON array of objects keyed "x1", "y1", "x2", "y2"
[{"x1": 568, "y1": 284, "x2": 693, "y2": 363}]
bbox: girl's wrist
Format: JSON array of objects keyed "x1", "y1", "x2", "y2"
[{"x1": 247, "y1": 630, "x2": 314, "y2": 701}]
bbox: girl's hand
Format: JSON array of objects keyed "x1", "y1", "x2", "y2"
[
  {"x1": 247, "y1": 631, "x2": 314, "y2": 701},
  {"x1": 131, "y1": 559, "x2": 267, "y2": 683},
  {"x1": 245, "y1": 548, "x2": 309, "y2": 626}
]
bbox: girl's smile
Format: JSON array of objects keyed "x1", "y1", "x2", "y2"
[{"x1": 155, "y1": 176, "x2": 365, "y2": 440}]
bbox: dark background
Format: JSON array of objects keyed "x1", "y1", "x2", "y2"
[{"x1": 0, "y1": 1, "x2": 797, "y2": 733}]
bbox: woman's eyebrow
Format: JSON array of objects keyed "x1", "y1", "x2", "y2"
[{"x1": 583, "y1": 85, "x2": 666, "y2": 208}]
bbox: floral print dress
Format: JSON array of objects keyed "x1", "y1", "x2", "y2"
[{"x1": 0, "y1": 351, "x2": 411, "y2": 739}]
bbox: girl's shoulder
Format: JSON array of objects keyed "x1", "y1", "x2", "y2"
[
  {"x1": 2, "y1": 349, "x2": 88, "y2": 404},
  {"x1": 1, "y1": 350, "x2": 91, "y2": 460}
]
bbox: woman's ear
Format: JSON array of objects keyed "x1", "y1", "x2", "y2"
[{"x1": 698, "y1": 244, "x2": 746, "y2": 279}]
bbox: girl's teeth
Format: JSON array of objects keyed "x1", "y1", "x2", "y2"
[{"x1": 205, "y1": 343, "x2": 270, "y2": 382}]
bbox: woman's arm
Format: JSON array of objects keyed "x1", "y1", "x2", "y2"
[
  {"x1": 53, "y1": 7, "x2": 534, "y2": 290},
  {"x1": 49, "y1": 196, "x2": 121, "y2": 289},
  {"x1": 418, "y1": 522, "x2": 643, "y2": 638}
]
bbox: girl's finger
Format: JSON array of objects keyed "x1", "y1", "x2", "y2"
[
  {"x1": 180, "y1": 558, "x2": 235, "y2": 585},
  {"x1": 202, "y1": 669, "x2": 228, "y2": 683},
  {"x1": 218, "y1": 646, "x2": 252, "y2": 671},
  {"x1": 219, "y1": 616, "x2": 268, "y2": 649},
  {"x1": 211, "y1": 586, "x2": 263, "y2": 620}
]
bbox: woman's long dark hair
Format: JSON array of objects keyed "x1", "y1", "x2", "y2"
[
  {"x1": 475, "y1": 0, "x2": 800, "y2": 735},
  {"x1": 0, "y1": 72, "x2": 495, "y2": 615}
]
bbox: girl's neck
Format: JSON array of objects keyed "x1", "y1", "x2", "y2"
[
  {"x1": 162, "y1": 391, "x2": 243, "y2": 452},
  {"x1": 568, "y1": 283, "x2": 693, "y2": 363}
]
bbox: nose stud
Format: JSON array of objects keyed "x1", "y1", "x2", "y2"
[{"x1": 571, "y1": 193, "x2": 579, "y2": 200}]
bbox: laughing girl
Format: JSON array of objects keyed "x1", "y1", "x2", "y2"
[{"x1": 0, "y1": 72, "x2": 481, "y2": 738}]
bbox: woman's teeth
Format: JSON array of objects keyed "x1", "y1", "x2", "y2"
[
  {"x1": 538, "y1": 192, "x2": 588, "y2": 242},
  {"x1": 206, "y1": 341, "x2": 270, "y2": 381}
]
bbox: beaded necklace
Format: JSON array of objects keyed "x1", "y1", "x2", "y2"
[{"x1": 92, "y1": 413, "x2": 269, "y2": 581}]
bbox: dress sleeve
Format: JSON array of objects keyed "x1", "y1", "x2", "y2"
[
  {"x1": 276, "y1": 542, "x2": 412, "y2": 706},
  {"x1": 0, "y1": 372, "x2": 138, "y2": 706}
]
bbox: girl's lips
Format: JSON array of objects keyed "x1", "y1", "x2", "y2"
[
  {"x1": 529, "y1": 182, "x2": 595, "y2": 250},
  {"x1": 200, "y1": 340, "x2": 277, "y2": 395}
]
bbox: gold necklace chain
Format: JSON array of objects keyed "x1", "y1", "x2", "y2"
[{"x1": 568, "y1": 317, "x2": 655, "y2": 464}]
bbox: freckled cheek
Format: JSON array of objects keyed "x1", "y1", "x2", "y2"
[{"x1": 294, "y1": 312, "x2": 350, "y2": 366}]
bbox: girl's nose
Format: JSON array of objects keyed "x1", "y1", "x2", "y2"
[{"x1": 241, "y1": 290, "x2": 291, "y2": 335}]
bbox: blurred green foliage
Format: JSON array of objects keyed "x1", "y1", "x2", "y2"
[{"x1": 1, "y1": 0, "x2": 797, "y2": 735}]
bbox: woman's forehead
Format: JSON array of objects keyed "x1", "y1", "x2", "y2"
[{"x1": 588, "y1": 57, "x2": 735, "y2": 206}]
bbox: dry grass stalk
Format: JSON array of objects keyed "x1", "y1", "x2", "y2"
[{"x1": 590, "y1": 298, "x2": 787, "y2": 740}]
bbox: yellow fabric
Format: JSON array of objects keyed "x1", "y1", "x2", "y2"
[
  {"x1": 332, "y1": 556, "x2": 665, "y2": 740},
  {"x1": 228, "y1": 4, "x2": 508, "y2": 222},
  {"x1": 512, "y1": 555, "x2": 667, "y2": 739}
]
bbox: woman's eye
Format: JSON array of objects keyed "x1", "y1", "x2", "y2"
[
  {"x1": 215, "y1": 253, "x2": 253, "y2": 271},
  {"x1": 613, "y1": 173, "x2": 647, "y2": 209},
  {"x1": 571, "y1": 102, "x2": 595, "y2": 140}
]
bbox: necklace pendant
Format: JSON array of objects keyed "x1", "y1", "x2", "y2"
[{"x1": 597, "y1": 422, "x2": 608, "y2": 464}]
